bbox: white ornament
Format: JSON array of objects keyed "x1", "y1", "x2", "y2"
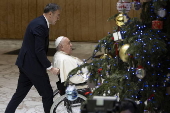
[
  {"x1": 117, "y1": 0, "x2": 131, "y2": 13},
  {"x1": 157, "y1": 8, "x2": 166, "y2": 18},
  {"x1": 136, "y1": 68, "x2": 146, "y2": 79},
  {"x1": 113, "y1": 31, "x2": 122, "y2": 41}
]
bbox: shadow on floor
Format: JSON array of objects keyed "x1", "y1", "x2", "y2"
[{"x1": 3, "y1": 48, "x2": 56, "y2": 56}]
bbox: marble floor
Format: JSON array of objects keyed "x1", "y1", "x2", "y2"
[{"x1": 0, "y1": 39, "x2": 97, "y2": 113}]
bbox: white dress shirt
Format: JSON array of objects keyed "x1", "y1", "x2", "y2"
[{"x1": 43, "y1": 14, "x2": 52, "y2": 70}]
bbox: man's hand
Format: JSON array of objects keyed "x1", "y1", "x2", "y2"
[{"x1": 49, "y1": 67, "x2": 60, "y2": 75}]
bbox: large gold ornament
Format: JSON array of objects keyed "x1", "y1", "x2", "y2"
[
  {"x1": 100, "y1": 54, "x2": 112, "y2": 59},
  {"x1": 119, "y1": 44, "x2": 130, "y2": 62},
  {"x1": 116, "y1": 13, "x2": 129, "y2": 27}
]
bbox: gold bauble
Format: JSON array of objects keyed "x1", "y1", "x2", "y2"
[
  {"x1": 119, "y1": 44, "x2": 130, "y2": 62},
  {"x1": 116, "y1": 13, "x2": 129, "y2": 27},
  {"x1": 100, "y1": 54, "x2": 112, "y2": 59}
]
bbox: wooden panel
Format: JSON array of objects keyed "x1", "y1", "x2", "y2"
[
  {"x1": 81, "y1": 0, "x2": 89, "y2": 42},
  {"x1": 134, "y1": 9, "x2": 142, "y2": 19},
  {"x1": 28, "y1": 0, "x2": 37, "y2": 22},
  {"x1": 0, "y1": 0, "x2": 143, "y2": 42},
  {"x1": 102, "y1": 0, "x2": 112, "y2": 36},
  {"x1": 50, "y1": 0, "x2": 68, "y2": 40},
  {"x1": 88, "y1": 0, "x2": 96, "y2": 42},
  {"x1": 110, "y1": 0, "x2": 118, "y2": 31},
  {"x1": 55, "y1": 0, "x2": 67, "y2": 39},
  {"x1": 14, "y1": 0, "x2": 22, "y2": 39},
  {"x1": 44, "y1": 0, "x2": 52, "y2": 7},
  {"x1": 37, "y1": 0, "x2": 44, "y2": 16},
  {"x1": 127, "y1": 0, "x2": 134, "y2": 19},
  {"x1": 44, "y1": 0, "x2": 56, "y2": 41},
  {"x1": 0, "y1": 0, "x2": 8, "y2": 38},
  {"x1": 73, "y1": 0, "x2": 81, "y2": 41},
  {"x1": 128, "y1": 0, "x2": 134, "y2": 18},
  {"x1": 128, "y1": 10, "x2": 134, "y2": 19},
  {"x1": 21, "y1": 0, "x2": 29, "y2": 37},
  {"x1": 8, "y1": 0, "x2": 15, "y2": 39},
  {"x1": 0, "y1": 0, "x2": 2, "y2": 37},
  {"x1": 66, "y1": 0, "x2": 74, "y2": 41},
  {"x1": 95, "y1": 0, "x2": 103, "y2": 41}
]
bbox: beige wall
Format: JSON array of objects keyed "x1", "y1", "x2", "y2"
[{"x1": 0, "y1": 0, "x2": 141, "y2": 42}]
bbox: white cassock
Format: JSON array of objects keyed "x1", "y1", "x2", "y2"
[{"x1": 53, "y1": 51, "x2": 89, "y2": 84}]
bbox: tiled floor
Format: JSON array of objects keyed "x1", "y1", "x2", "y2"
[{"x1": 0, "y1": 39, "x2": 97, "y2": 113}]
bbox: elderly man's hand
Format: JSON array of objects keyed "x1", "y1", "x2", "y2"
[{"x1": 50, "y1": 67, "x2": 60, "y2": 75}]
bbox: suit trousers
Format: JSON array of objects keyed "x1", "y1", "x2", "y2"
[{"x1": 5, "y1": 67, "x2": 53, "y2": 113}]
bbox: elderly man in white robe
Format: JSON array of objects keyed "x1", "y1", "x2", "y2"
[{"x1": 53, "y1": 36, "x2": 89, "y2": 95}]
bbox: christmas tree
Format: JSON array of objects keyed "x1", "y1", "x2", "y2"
[{"x1": 66, "y1": 0, "x2": 170, "y2": 112}]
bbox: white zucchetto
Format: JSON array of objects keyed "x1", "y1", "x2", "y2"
[{"x1": 55, "y1": 36, "x2": 64, "y2": 48}]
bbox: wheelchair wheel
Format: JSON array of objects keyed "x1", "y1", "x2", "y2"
[
  {"x1": 53, "y1": 89, "x2": 59, "y2": 97},
  {"x1": 53, "y1": 89, "x2": 60, "y2": 101},
  {"x1": 50, "y1": 94, "x2": 87, "y2": 113}
]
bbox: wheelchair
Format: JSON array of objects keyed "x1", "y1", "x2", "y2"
[{"x1": 50, "y1": 75, "x2": 91, "y2": 113}]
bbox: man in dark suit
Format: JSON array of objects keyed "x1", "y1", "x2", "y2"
[{"x1": 5, "y1": 3, "x2": 60, "y2": 113}]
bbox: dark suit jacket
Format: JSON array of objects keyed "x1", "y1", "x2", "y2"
[{"x1": 16, "y1": 15, "x2": 51, "y2": 76}]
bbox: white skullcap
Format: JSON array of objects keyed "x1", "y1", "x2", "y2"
[{"x1": 55, "y1": 36, "x2": 64, "y2": 48}]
